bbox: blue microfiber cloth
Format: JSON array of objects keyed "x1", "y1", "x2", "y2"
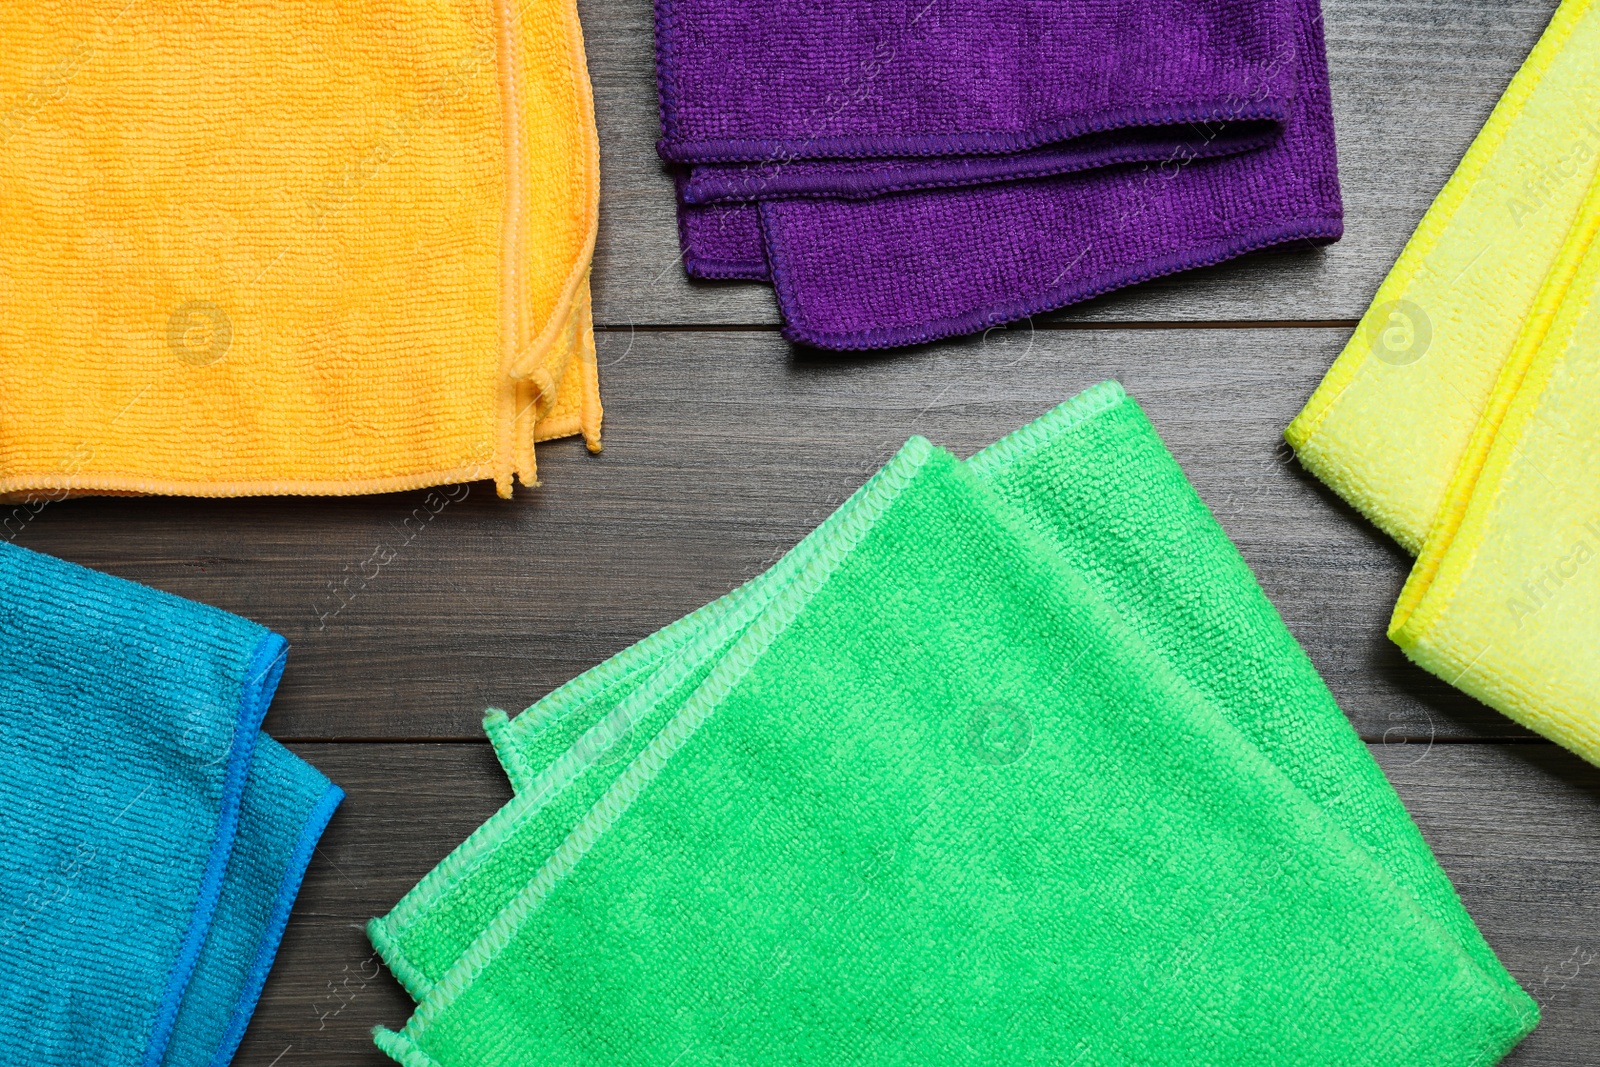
[
  {"x1": 163, "y1": 736, "x2": 343, "y2": 1067},
  {"x1": 0, "y1": 541, "x2": 342, "y2": 1067}
]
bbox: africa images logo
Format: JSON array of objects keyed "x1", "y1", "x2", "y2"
[
  {"x1": 966, "y1": 701, "x2": 1033, "y2": 766},
  {"x1": 1366, "y1": 298, "x2": 1431, "y2": 367},
  {"x1": 167, "y1": 301, "x2": 233, "y2": 367}
]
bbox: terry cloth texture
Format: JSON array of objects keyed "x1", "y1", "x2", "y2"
[
  {"x1": 1286, "y1": 0, "x2": 1600, "y2": 763},
  {"x1": 368, "y1": 384, "x2": 1535, "y2": 1066},
  {"x1": 1391, "y1": 222, "x2": 1600, "y2": 764},
  {"x1": 0, "y1": 541, "x2": 342, "y2": 1067},
  {"x1": 1286, "y1": 0, "x2": 1600, "y2": 553},
  {"x1": 658, "y1": 0, "x2": 1342, "y2": 348},
  {"x1": 655, "y1": 0, "x2": 1298, "y2": 165},
  {"x1": 676, "y1": 177, "x2": 770, "y2": 281},
  {"x1": 0, "y1": 0, "x2": 600, "y2": 501}
]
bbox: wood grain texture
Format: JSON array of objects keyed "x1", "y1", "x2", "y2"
[
  {"x1": 6, "y1": 327, "x2": 1536, "y2": 742},
  {"x1": 583, "y1": 0, "x2": 1564, "y2": 325},
  {"x1": 226, "y1": 741, "x2": 1600, "y2": 1066}
]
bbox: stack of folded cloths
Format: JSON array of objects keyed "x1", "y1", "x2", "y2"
[
  {"x1": 659, "y1": 0, "x2": 1343, "y2": 349},
  {"x1": 0, "y1": 0, "x2": 599, "y2": 500},
  {"x1": 368, "y1": 382, "x2": 1537, "y2": 1067},
  {"x1": 1287, "y1": 0, "x2": 1600, "y2": 763},
  {"x1": 0, "y1": 542, "x2": 342, "y2": 1065}
]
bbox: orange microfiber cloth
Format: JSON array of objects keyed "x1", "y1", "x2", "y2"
[{"x1": 0, "y1": 0, "x2": 599, "y2": 500}]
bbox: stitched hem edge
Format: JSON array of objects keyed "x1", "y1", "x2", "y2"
[
  {"x1": 768, "y1": 217, "x2": 1344, "y2": 351},
  {"x1": 1391, "y1": 163, "x2": 1600, "y2": 646},
  {"x1": 0, "y1": 466, "x2": 498, "y2": 500},
  {"x1": 141, "y1": 633, "x2": 286, "y2": 1067},
  {"x1": 657, "y1": 99, "x2": 1292, "y2": 164},
  {"x1": 208, "y1": 780, "x2": 345, "y2": 1067},
  {"x1": 369, "y1": 915, "x2": 435, "y2": 1005},
  {"x1": 505, "y1": 0, "x2": 602, "y2": 384},
  {"x1": 965, "y1": 382, "x2": 1128, "y2": 476},
  {"x1": 684, "y1": 253, "x2": 769, "y2": 281},
  {"x1": 680, "y1": 123, "x2": 1280, "y2": 203},
  {"x1": 373, "y1": 1026, "x2": 445, "y2": 1067}
]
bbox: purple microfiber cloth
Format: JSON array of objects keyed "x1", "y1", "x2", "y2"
[
  {"x1": 655, "y1": 0, "x2": 1297, "y2": 167},
  {"x1": 663, "y1": 0, "x2": 1341, "y2": 348},
  {"x1": 675, "y1": 174, "x2": 769, "y2": 281},
  {"x1": 763, "y1": 0, "x2": 1339, "y2": 348},
  {"x1": 661, "y1": 0, "x2": 1298, "y2": 207}
]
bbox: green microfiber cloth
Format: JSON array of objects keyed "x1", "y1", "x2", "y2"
[
  {"x1": 373, "y1": 384, "x2": 1526, "y2": 1015},
  {"x1": 371, "y1": 388, "x2": 1536, "y2": 1065}
]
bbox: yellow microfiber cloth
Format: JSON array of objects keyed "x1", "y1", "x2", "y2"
[
  {"x1": 1391, "y1": 211, "x2": 1600, "y2": 763},
  {"x1": 1285, "y1": 0, "x2": 1600, "y2": 552},
  {"x1": 0, "y1": 0, "x2": 599, "y2": 500}
]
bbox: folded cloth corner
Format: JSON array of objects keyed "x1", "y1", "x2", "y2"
[
  {"x1": 0, "y1": 541, "x2": 341, "y2": 1067},
  {"x1": 1286, "y1": 0, "x2": 1600, "y2": 552}
]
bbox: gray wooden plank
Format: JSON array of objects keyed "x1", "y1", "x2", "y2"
[
  {"x1": 228, "y1": 740, "x2": 1600, "y2": 1065},
  {"x1": 4, "y1": 326, "x2": 1532, "y2": 741},
  {"x1": 581, "y1": 0, "x2": 1561, "y2": 326}
]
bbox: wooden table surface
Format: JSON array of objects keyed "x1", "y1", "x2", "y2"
[{"x1": 13, "y1": 0, "x2": 1600, "y2": 1063}]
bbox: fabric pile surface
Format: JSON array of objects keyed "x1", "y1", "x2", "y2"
[
  {"x1": 0, "y1": 0, "x2": 599, "y2": 500},
  {"x1": 0, "y1": 541, "x2": 341, "y2": 1066},
  {"x1": 1287, "y1": 0, "x2": 1600, "y2": 764},
  {"x1": 659, "y1": 0, "x2": 1344, "y2": 349},
  {"x1": 368, "y1": 383, "x2": 1536, "y2": 1067}
]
